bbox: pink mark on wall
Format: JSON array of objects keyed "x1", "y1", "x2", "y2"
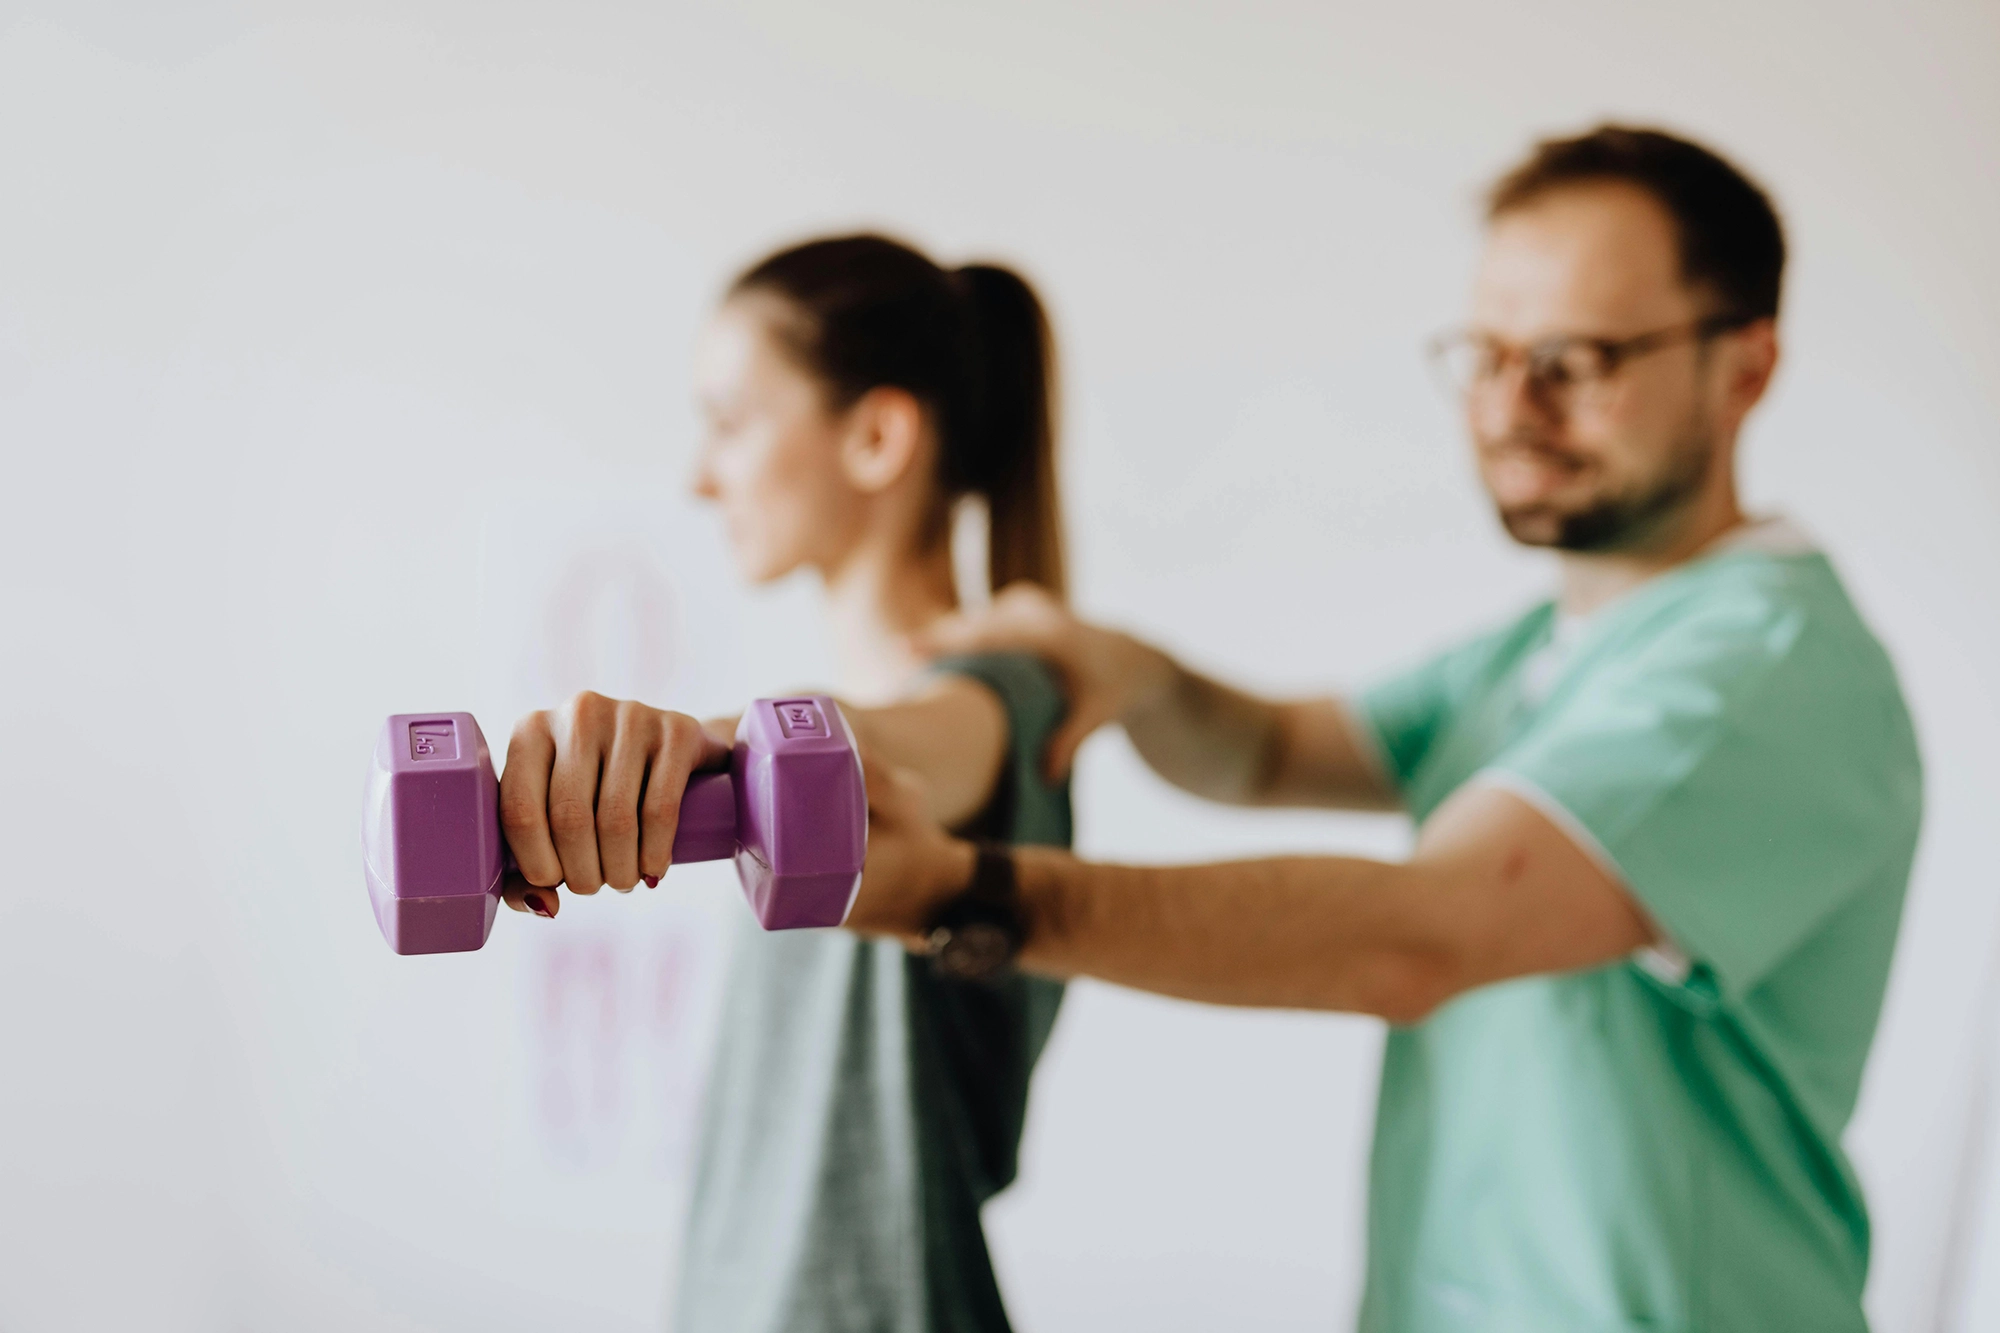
[
  {"x1": 514, "y1": 534, "x2": 721, "y2": 1175},
  {"x1": 650, "y1": 927, "x2": 704, "y2": 1171},
  {"x1": 528, "y1": 915, "x2": 716, "y2": 1173},
  {"x1": 534, "y1": 935, "x2": 620, "y2": 1158},
  {"x1": 533, "y1": 540, "x2": 684, "y2": 705}
]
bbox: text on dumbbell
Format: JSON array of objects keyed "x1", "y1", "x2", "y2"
[{"x1": 408, "y1": 720, "x2": 459, "y2": 762}]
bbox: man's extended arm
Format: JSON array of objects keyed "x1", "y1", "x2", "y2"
[
  {"x1": 917, "y1": 583, "x2": 1396, "y2": 810},
  {"x1": 852, "y1": 765, "x2": 1655, "y2": 1021}
]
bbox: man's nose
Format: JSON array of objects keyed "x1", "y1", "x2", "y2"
[{"x1": 1471, "y1": 362, "x2": 1561, "y2": 439}]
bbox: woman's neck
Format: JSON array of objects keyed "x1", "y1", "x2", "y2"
[{"x1": 820, "y1": 540, "x2": 960, "y2": 704}]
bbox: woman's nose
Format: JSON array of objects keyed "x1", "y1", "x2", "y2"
[{"x1": 689, "y1": 449, "x2": 720, "y2": 501}]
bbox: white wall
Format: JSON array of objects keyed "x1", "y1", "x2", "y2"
[{"x1": 3, "y1": 2, "x2": 1997, "y2": 1329}]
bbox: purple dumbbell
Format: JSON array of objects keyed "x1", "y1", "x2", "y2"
[{"x1": 361, "y1": 696, "x2": 867, "y2": 954}]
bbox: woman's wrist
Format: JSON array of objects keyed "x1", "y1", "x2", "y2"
[{"x1": 931, "y1": 837, "x2": 981, "y2": 907}]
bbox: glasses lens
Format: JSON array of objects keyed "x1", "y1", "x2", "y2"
[
  {"x1": 1537, "y1": 339, "x2": 1612, "y2": 388},
  {"x1": 1429, "y1": 334, "x2": 1489, "y2": 397}
]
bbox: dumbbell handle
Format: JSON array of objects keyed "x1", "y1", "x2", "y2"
[
  {"x1": 459, "y1": 769, "x2": 761, "y2": 894},
  {"x1": 666, "y1": 770, "x2": 738, "y2": 863}
]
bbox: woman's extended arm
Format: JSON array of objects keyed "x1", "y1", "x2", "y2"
[
  {"x1": 496, "y1": 678, "x2": 1013, "y2": 915},
  {"x1": 836, "y1": 675, "x2": 1010, "y2": 829}
]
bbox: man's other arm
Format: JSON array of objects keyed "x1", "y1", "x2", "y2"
[
  {"x1": 917, "y1": 583, "x2": 1397, "y2": 811},
  {"x1": 854, "y1": 769, "x2": 1654, "y2": 1022}
]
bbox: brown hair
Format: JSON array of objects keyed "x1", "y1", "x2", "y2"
[
  {"x1": 1487, "y1": 124, "x2": 1787, "y2": 321},
  {"x1": 730, "y1": 234, "x2": 1066, "y2": 599}
]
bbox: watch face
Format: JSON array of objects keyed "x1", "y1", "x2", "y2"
[{"x1": 936, "y1": 921, "x2": 1014, "y2": 981}]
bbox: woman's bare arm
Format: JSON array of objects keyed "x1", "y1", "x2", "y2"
[
  {"x1": 837, "y1": 675, "x2": 1010, "y2": 830},
  {"x1": 497, "y1": 674, "x2": 1014, "y2": 917}
]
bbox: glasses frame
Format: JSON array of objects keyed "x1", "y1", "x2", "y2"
[{"x1": 1425, "y1": 312, "x2": 1759, "y2": 410}]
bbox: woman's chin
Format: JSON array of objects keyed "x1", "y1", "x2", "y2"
[{"x1": 734, "y1": 549, "x2": 804, "y2": 586}]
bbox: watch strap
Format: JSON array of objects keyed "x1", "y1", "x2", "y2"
[{"x1": 924, "y1": 843, "x2": 1024, "y2": 982}]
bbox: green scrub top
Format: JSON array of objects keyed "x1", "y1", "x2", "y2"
[
  {"x1": 1356, "y1": 528, "x2": 1922, "y2": 1333},
  {"x1": 674, "y1": 654, "x2": 1070, "y2": 1333}
]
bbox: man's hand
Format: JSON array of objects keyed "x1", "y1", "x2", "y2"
[
  {"x1": 497, "y1": 692, "x2": 733, "y2": 918},
  {"x1": 843, "y1": 754, "x2": 977, "y2": 949},
  {"x1": 912, "y1": 582, "x2": 1170, "y2": 780},
  {"x1": 913, "y1": 583, "x2": 1390, "y2": 809}
]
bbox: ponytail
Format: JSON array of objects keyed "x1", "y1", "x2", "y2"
[
  {"x1": 728, "y1": 235, "x2": 1067, "y2": 602},
  {"x1": 948, "y1": 264, "x2": 1065, "y2": 598}
]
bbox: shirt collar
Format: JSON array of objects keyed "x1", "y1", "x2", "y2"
[{"x1": 1700, "y1": 514, "x2": 1819, "y2": 558}]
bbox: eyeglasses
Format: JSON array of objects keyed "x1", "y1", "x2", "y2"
[{"x1": 1425, "y1": 313, "x2": 1757, "y2": 412}]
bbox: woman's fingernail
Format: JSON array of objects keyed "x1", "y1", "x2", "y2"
[
  {"x1": 526, "y1": 893, "x2": 554, "y2": 918},
  {"x1": 642, "y1": 874, "x2": 660, "y2": 889}
]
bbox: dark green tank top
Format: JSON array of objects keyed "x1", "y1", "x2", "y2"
[{"x1": 674, "y1": 654, "x2": 1071, "y2": 1333}]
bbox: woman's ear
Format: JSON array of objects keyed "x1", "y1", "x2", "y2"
[{"x1": 837, "y1": 386, "x2": 928, "y2": 494}]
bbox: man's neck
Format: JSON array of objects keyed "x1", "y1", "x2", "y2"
[{"x1": 1556, "y1": 490, "x2": 1746, "y2": 618}]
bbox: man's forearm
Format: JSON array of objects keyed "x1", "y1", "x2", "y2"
[
  {"x1": 1009, "y1": 845, "x2": 1455, "y2": 1022},
  {"x1": 855, "y1": 777, "x2": 1653, "y2": 1017},
  {"x1": 1119, "y1": 658, "x2": 1284, "y2": 803},
  {"x1": 1120, "y1": 657, "x2": 1397, "y2": 810}
]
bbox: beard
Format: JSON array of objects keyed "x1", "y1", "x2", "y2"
[{"x1": 1491, "y1": 414, "x2": 1717, "y2": 553}]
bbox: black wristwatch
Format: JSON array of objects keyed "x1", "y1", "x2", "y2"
[{"x1": 923, "y1": 844, "x2": 1026, "y2": 982}]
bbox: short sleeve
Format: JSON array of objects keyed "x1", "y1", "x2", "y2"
[
  {"x1": 1360, "y1": 607, "x2": 1554, "y2": 791},
  {"x1": 1486, "y1": 597, "x2": 1922, "y2": 1002},
  {"x1": 929, "y1": 652, "x2": 1073, "y2": 849}
]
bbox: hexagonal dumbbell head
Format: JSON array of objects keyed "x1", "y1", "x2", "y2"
[
  {"x1": 362, "y1": 714, "x2": 506, "y2": 955},
  {"x1": 731, "y1": 697, "x2": 868, "y2": 930}
]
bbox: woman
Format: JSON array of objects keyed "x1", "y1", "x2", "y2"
[{"x1": 497, "y1": 234, "x2": 1072, "y2": 1332}]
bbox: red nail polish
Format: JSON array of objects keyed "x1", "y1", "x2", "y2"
[
  {"x1": 527, "y1": 894, "x2": 554, "y2": 918},
  {"x1": 642, "y1": 874, "x2": 660, "y2": 889}
]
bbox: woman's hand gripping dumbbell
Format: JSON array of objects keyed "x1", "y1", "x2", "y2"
[{"x1": 362, "y1": 694, "x2": 867, "y2": 954}]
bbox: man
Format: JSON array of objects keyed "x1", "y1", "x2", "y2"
[{"x1": 851, "y1": 127, "x2": 1923, "y2": 1329}]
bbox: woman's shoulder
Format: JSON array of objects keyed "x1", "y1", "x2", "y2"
[
  {"x1": 929, "y1": 651, "x2": 1067, "y2": 730},
  {"x1": 928, "y1": 651, "x2": 1073, "y2": 847}
]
